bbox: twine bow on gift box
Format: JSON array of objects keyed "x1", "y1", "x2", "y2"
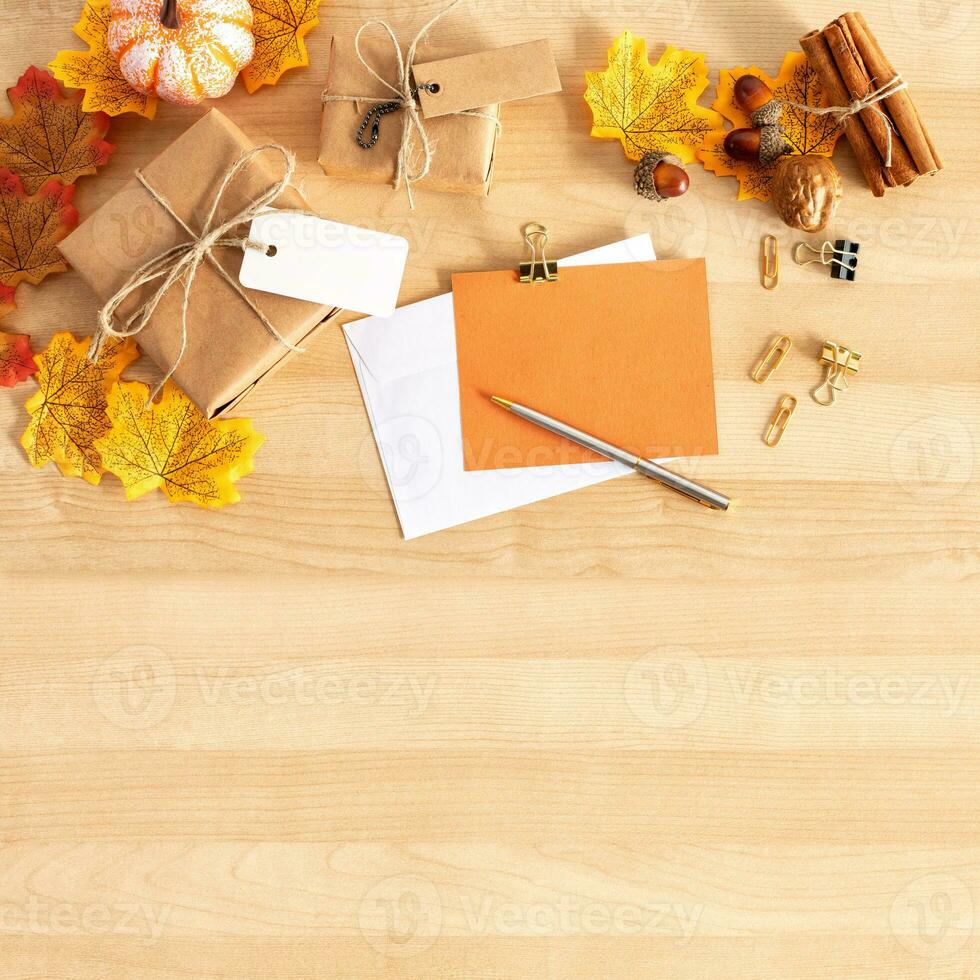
[
  {"x1": 88, "y1": 144, "x2": 320, "y2": 404},
  {"x1": 321, "y1": 0, "x2": 502, "y2": 209}
]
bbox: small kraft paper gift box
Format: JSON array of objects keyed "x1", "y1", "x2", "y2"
[
  {"x1": 319, "y1": 27, "x2": 561, "y2": 202},
  {"x1": 59, "y1": 109, "x2": 337, "y2": 418}
]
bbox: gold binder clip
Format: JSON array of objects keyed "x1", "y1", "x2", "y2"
[
  {"x1": 519, "y1": 222, "x2": 558, "y2": 283},
  {"x1": 812, "y1": 341, "x2": 862, "y2": 406},
  {"x1": 764, "y1": 395, "x2": 797, "y2": 447},
  {"x1": 761, "y1": 235, "x2": 778, "y2": 290},
  {"x1": 751, "y1": 334, "x2": 792, "y2": 384}
]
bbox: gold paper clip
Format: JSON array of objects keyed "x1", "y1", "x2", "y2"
[
  {"x1": 761, "y1": 235, "x2": 778, "y2": 290},
  {"x1": 751, "y1": 334, "x2": 792, "y2": 384},
  {"x1": 519, "y1": 222, "x2": 558, "y2": 283},
  {"x1": 764, "y1": 395, "x2": 797, "y2": 447},
  {"x1": 813, "y1": 341, "x2": 862, "y2": 406}
]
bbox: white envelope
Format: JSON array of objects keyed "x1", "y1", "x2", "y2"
[{"x1": 344, "y1": 235, "x2": 656, "y2": 539}]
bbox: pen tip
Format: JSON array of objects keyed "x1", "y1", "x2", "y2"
[{"x1": 489, "y1": 395, "x2": 513, "y2": 410}]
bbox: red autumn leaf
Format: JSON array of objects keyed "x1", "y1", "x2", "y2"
[
  {"x1": 0, "y1": 284, "x2": 14, "y2": 317},
  {"x1": 0, "y1": 170, "x2": 78, "y2": 290},
  {"x1": 0, "y1": 329, "x2": 36, "y2": 386},
  {"x1": 0, "y1": 66, "x2": 116, "y2": 194}
]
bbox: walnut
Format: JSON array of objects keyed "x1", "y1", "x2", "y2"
[{"x1": 769, "y1": 155, "x2": 842, "y2": 233}]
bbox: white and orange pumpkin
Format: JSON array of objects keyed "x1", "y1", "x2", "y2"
[{"x1": 109, "y1": 0, "x2": 254, "y2": 106}]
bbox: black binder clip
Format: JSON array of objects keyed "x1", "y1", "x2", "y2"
[{"x1": 793, "y1": 239, "x2": 860, "y2": 282}]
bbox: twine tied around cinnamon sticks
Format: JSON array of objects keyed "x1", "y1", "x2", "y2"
[
  {"x1": 786, "y1": 74, "x2": 907, "y2": 167},
  {"x1": 321, "y1": 0, "x2": 501, "y2": 209},
  {"x1": 88, "y1": 144, "x2": 318, "y2": 405}
]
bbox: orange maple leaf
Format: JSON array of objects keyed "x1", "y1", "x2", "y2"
[
  {"x1": 20, "y1": 331, "x2": 138, "y2": 484},
  {"x1": 0, "y1": 66, "x2": 116, "y2": 193},
  {"x1": 697, "y1": 51, "x2": 843, "y2": 202},
  {"x1": 0, "y1": 284, "x2": 14, "y2": 318},
  {"x1": 0, "y1": 329, "x2": 36, "y2": 387},
  {"x1": 241, "y1": 0, "x2": 321, "y2": 93},
  {"x1": 0, "y1": 170, "x2": 78, "y2": 290},
  {"x1": 49, "y1": 0, "x2": 157, "y2": 119}
]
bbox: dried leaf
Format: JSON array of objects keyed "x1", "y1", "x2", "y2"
[
  {"x1": 241, "y1": 0, "x2": 321, "y2": 94},
  {"x1": 96, "y1": 380, "x2": 263, "y2": 507},
  {"x1": 0, "y1": 170, "x2": 78, "y2": 290},
  {"x1": 0, "y1": 284, "x2": 14, "y2": 318},
  {"x1": 697, "y1": 51, "x2": 844, "y2": 202},
  {"x1": 584, "y1": 32, "x2": 723, "y2": 163},
  {"x1": 0, "y1": 66, "x2": 116, "y2": 193},
  {"x1": 49, "y1": 0, "x2": 157, "y2": 119},
  {"x1": 20, "y1": 331, "x2": 138, "y2": 484},
  {"x1": 0, "y1": 330, "x2": 36, "y2": 387}
]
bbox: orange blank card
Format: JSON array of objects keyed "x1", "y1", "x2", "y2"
[{"x1": 452, "y1": 258, "x2": 718, "y2": 470}]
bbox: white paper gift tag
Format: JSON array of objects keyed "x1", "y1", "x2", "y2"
[{"x1": 239, "y1": 211, "x2": 409, "y2": 318}]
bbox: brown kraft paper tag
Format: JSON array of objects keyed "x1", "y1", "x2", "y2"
[{"x1": 413, "y1": 40, "x2": 561, "y2": 118}]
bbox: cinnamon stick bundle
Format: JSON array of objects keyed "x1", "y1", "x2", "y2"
[{"x1": 800, "y1": 12, "x2": 942, "y2": 195}]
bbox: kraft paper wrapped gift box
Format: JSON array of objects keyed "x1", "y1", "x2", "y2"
[
  {"x1": 319, "y1": 35, "x2": 500, "y2": 197},
  {"x1": 59, "y1": 109, "x2": 337, "y2": 418}
]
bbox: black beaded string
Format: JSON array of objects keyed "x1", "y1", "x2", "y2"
[{"x1": 356, "y1": 82, "x2": 440, "y2": 149}]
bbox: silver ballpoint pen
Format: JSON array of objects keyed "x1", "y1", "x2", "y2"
[{"x1": 490, "y1": 396, "x2": 730, "y2": 511}]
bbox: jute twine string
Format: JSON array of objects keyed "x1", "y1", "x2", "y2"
[
  {"x1": 784, "y1": 74, "x2": 907, "y2": 167},
  {"x1": 321, "y1": 0, "x2": 501, "y2": 209},
  {"x1": 89, "y1": 143, "x2": 321, "y2": 404}
]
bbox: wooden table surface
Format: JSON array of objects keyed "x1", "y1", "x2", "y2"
[{"x1": 1, "y1": 0, "x2": 978, "y2": 976}]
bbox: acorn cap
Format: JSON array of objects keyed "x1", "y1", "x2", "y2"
[{"x1": 759, "y1": 124, "x2": 790, "y2": 166}]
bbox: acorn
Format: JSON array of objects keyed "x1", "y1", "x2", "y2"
[
  {"x1": 724, "y1": 125, "x2": 789, "y2": 166},
  {"x1": 724, "y1": 127, "x2": 762, "y2": 162},
  {"x1": 725, "y1": 73, "x2": 790, "y2": 166},
  {"x1": 634, "y1": 152, "x2": 689, "y2": 202},
  {"x1": 733, "y1": 74, "x2": 775, "y2": 115}
]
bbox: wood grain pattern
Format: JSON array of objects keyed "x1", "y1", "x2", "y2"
[{"x1": 0, "y1": 0, "x2": 978, "y2": 976}]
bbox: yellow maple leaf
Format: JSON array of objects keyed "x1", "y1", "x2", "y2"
[
  {"x1": 96, "y1": 380, "x2": 263, "y2": 508},
  {"x1": 20, "y1": 331, "x2": 139, "y2": 484},
  {"x1": 584, "y1": 32, "x2": 723, "y2": 163},
  {"x1": 241, "y1": 0, "x2": 321, "y2": 94},
  {"x1": 49, "y1": 0, "x2": 157, "y2": 119},
  {"x1": 697, "y1": 51, "x2": 844, "y2": 202}
]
